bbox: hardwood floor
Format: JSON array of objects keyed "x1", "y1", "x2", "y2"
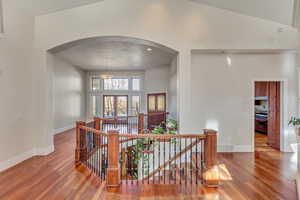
[
  {"x1": 255, "y1": 132, "x2": 277, "y2": 152},
  {"x1": 0, "y1": 129, "x2": 297, "y2": 200}
]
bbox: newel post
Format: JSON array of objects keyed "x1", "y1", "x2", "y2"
[
  {"x1": 138, "y1": 113, "x2": 145, "y2": 134},
  {"x1": 94, "y1": 117, "x2": 103, "y2": 130},
  {"x1": 107, "y1": 130, "x2": 120, "y2": 188},
  {"x1": 203, "y1": 129, "x2": 219, "y2": 187},
  {"x1": 75, "y1": 121, "x2": 87, "y2": 165}
]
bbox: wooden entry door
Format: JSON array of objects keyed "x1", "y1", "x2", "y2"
[
  {"x1": 103, "y1": 95, "x2": 128, "y2": 119},
  {"x1": 147, "y1": 93, "x2": 166, "y2": 129},
  {"x1": 267, "y1": 82, "x2": 281, "y2": 150}
]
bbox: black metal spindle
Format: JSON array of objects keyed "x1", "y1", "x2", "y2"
[
  {"x1": 169, "y1": 140, "x2": 171, "y2": 184},
  {"x1": 180, "y1": 138, "x2": 182, "y2": 184},
  {"x1": 185, "y1": 138, "x2": 187, "y2": 184},
  {"x1": 174, "y1": 138, "x2": 177, "y2": 184},
  {"x1": 190, "y1": 138, "x2": 193, "y2": 184},
  {"x1": 164, "y1": 140, "x2": 166, "y2": 184},
  {"x1": 158, "y1": 139, "x2": 160, "y2": 184},
  {"x1": 196, "y1": 138, "x2": 199, "y2": 184}
]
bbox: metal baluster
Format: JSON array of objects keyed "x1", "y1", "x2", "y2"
[
  {"x1": 190, "y1": 138, "x2": 193, "y2": 184},
  {"x1": 174, "y1": 138, "x2": 177, "y2": 184},
  {"x1": 126, "y1": 138, "x2": 128, "y2": 184},
  {"x1": 180, "y1": 138, "x2": 182, "y2": 184},
  {"x1": 169, "y1": 140, "x2": 171, "y2": 184},
  {"x1": 164, "y1": 139, "x2": 166, "y2": 184},
  {"x1": 158, "y1": 138, "x2": 160, "y2": 184},
  {"x1": 196, "y1": 138, "x2": 199, "y2": 184},
  {"x1": 185, "y1": 138, "x2": 187, "y2": 184}
]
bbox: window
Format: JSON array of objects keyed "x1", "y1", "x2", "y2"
[
  {"x1": 103, "y1": 95, "x2": 128, "y2": 118},
  {"x1": 132, "y1": 79, "x2": 140, "y2": 91},
  {"x1": 104, "y1": 79, "x2": 129, "y2": 90},
  {"x1": 132, "y1": 96, "x2": 140, "y2": 115},
  {"x1": 92, "y1": 96, "x2": 101, "y2": 117},
  {"x1": 92, "y1": 78, "x2": 101, "y2": 91}
]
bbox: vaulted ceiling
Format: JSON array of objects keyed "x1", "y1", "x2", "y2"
[
  {"x1": 50, "y1": 37, "x2": 178, "y2": 71},
  {"x1": 190, "y1": 0, "x2": 295, "y2": 26},
  {"x1": 12, "y1": 0, "x2": 298, "y2": 27}
]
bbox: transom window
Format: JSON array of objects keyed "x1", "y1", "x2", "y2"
[
  {"x1": 92, "y1": 77, "x2": 101, "y2": 91},
  {"x1": 104, "y1": 79, "x2": 129, "y2": 90},
  {"x1": 132, "y1": 79, "x2": 140, "y2": 91}
]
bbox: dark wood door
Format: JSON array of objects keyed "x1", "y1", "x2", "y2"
[
  {"x1": 267, "y1": 82, "x2": 280, "y2": 150},
  {"x1": 147, "y1": 93, "x2": 166, "y2": 129}
]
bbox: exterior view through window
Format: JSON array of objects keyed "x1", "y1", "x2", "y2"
[{"x1": 104, "y1": 79, "x2": 129, "y2": 90}]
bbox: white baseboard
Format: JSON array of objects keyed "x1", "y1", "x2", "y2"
[
  {"x1": 297, "y1": 172, "x2": 300, "y2": 200},
  {"x1": 234, "y1": 145, "x2": 253, "y2": 152},
  {"x1": 218, "y1": 145, "x2": 253, "y2": 152},
  {"x1": 53, "y1": 124, "x2": 75, "y2": 135},
  {"x1": 218, "y1": 145, "x2": 234, "y2": 152},
  {"x1": 0, "y1": 145, "x2": 54, "y2": 172}
]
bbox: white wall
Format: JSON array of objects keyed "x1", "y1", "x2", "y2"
[
  {"x1": 168, "y1": 58, "x2": 178, "y2": 119},
  {"x1": 190, "y1": 52, "x2": 298, "y2": 152},
  {"x1": 53, "y1": 55, "x2": 86, "y2": 133},
  {"x1": 0, "y1": 0, "x2": 46, "y2": 171},
  {"x1": 144, "y1": 67, "x2": 169, "y2": 94},
  {"x1": 32, "y1": 0, "x2": 299, "y2": 154}
]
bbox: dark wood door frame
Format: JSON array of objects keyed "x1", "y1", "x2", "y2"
[
  {"x1": 147, "y1": 93, "x2": 167, "y2": 129},
  {"x1": 147, "y1": 93, "x2": 167, "y2": 113},
  {"x1": 254, "y1": 81, "x2": 281, "y2": 151}
]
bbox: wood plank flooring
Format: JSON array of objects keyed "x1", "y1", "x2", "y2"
[{"x1": 0, "y1": 129, "x2": 297, "y2": 200}]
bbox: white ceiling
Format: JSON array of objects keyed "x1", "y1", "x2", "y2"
[
  {"x1": 15, "y1": 0, "x2": 104, "y2": 16},
  {"x1": 51, "y1": 37, "x2": 178, "y2": 71},
  {"x1": 190, "y1": 0, "x2": 295, "y2": 26}
]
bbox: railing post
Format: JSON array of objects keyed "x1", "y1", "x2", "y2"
[
  {"x1": 75, "y1": 121, "x2": 87, "y2": 165},
  {"x1": 203, "y1": 129, "x2": 219, "y2": 187},
  {"x1": 107, "y1": 130, "x2": 120, "y2": 188},
  {"x1": 138, "y1": 113, "x2": 145, "y2": 134},
  {"x1": 94, "y1": 117, "x2": 103, "y2": 130}
]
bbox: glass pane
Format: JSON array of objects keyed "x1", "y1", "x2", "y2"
[
  {"x1": 148, "y1": 96, "x2": 156, "y2": 112},
  {"x1": 157, "y1": 95, "x2": 165, "y2": 112},
  {"x1": 132, "y1": 79, "x2": 140, "y2": 91},
  {"x1": 132, "y1": 96, "x2": 140, "y2": 115},
  {"x1": 104, "y1": 96, "x2": 115, "y2": 118},
  {"x1": 92, "y1": 78, "x2": 101, "y2": 91},
  {"x1": 92, "y1": 96, "x2": 101, "y2": 117},
  {"x1": 116, "y1": 96, "x2": 128, "y2": 117},
  {"x1": 104, "y1": 79, "x2": 129, "y2": 90}
]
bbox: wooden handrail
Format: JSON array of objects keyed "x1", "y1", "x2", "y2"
[
  {"x1": 118, "y1": 133, "x2": 207, "y2": 139},
  {"x1": 75, "y1": 121, "x2": 218, "y2": 188}
]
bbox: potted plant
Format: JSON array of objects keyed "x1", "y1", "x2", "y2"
[{"x1": 288, "y1": 117, "x2": 300, "y2": 136}]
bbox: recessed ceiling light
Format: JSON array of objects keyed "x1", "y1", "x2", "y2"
[{"x1": 147, "y1": 48, "x2": 152, "y2": 52}]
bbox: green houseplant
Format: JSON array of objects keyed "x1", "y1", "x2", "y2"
[{"x1": 288, "y1": 117, "x2": 300, "y2": 136}]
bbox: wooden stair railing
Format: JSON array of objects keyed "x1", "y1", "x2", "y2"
[{"x1": 75, "y1": 120, "x2": 219, "y2": 188}]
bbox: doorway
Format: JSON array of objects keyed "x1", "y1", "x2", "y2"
[
  {"x1": 103, "y1": 95, "x2": 128, "y2": 119},
  {"x1": 254, "y1": 81, "x2": 281, "y2": 151},
  {"x1": 147, "y1": 93, "x2": 167, "y2": 129}
]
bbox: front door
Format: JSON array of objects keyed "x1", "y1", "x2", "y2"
[
  {"x1": 103, "y1": 95, "x2": 128, "y2": 120},
  {"x1": 147, "y1": 93, "x2": 166, "y2": 129}
]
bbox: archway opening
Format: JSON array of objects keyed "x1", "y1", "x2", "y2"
[{"x1": 47, "y1": 36, "x2": 179, "y2": 134}]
